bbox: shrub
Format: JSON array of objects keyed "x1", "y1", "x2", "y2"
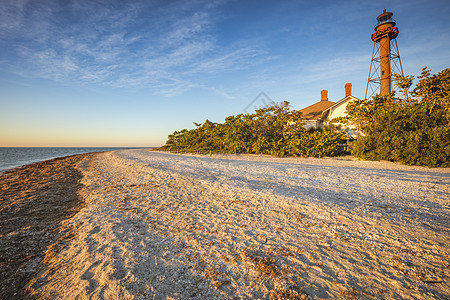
[
  {"x1": 159, "y1": 101, "x2": 348, "y2": 158},
  {"x1": 347, "y1": 68, "x2": 450, "y2": 167}
]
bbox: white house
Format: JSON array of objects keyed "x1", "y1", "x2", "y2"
[{"x1": 299, "y1": 83, "x2": 360, "y2": 132}]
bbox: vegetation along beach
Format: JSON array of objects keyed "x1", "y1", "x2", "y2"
[{"x1": 1, "y1": 149, "x2": 448, "y2": 299}]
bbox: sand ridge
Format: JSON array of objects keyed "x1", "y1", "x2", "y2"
[{"x1": 28, "y1": 149, "x2": 449, "y2": 299}]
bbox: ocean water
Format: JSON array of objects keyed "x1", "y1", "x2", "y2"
[{"x1": 0, "y1": 147, "x2": 146, "y2": 174}]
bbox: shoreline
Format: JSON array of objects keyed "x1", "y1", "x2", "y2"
[
  {"x1": 1, "y1": 149, "x2": 449, "y2": 299},
  {"x1": 0, "y1": 153, "x2": 96, "y2": 299},
  {"x1": 0, "y1": 147, "x2": 148, "y2": 174}
]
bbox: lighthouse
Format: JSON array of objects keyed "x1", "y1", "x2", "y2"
[{"x1": 365, "y1": 9, "x2": 404, "y2": 99}]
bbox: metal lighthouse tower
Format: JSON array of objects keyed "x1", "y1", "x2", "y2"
[{"x1": 365, "y1": 9, "x2": 404, "y2": 99}]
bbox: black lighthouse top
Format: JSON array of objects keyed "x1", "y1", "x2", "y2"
[
  {"x1": 372, "y1": 9, "x2": 399, "y2": 41},
  {"x1": 375, "y1": 9, "x2": 396, "y2": 29}
]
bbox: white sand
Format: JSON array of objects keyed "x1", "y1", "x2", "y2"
[{"x1": 29, "y1": 149, "x2": 449, "y2": 299}]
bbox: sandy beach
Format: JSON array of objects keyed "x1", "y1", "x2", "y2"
[
  {"x1": 1, "y1": 149, "x2": 449, "y2": 299},
  {"x1": 0, "y1": 153, "x2": 95, "y2": 299}
]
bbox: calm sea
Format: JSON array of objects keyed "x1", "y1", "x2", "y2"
[{"x1": 0, "y1": 147, "x2": 146, "y2": 174}]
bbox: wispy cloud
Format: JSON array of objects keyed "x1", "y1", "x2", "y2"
[
  {"x1": 302, "y1": 54, "x2": 370, "y2": 83},
  {"x1": 0, "y1": 0, "x2": 265, "y2": 95}
]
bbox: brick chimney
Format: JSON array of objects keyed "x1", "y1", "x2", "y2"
[
  {"x1": 345, "y1": 83, "x2": 352, "y2": 97},
  {"x1": 321, "y1": 90, "x2": 328, "y2": 101}
]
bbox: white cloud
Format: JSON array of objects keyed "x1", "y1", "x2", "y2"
[
  {"x1": 0, "y1": 0, "x2": 29, "y2": 33},
  {"x1": 0, "y1": 0, "x2": 266, "y2": 96}
]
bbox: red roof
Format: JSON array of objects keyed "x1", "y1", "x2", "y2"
[{"x1": 299, "y1": 100, "x2": 336, "y2": 120}]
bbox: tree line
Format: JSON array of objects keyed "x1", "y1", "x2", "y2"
[
  {"x1": 337, "y1": 67, "x2": 449, "y2": 167},
  {"x1": 158, "y1": 67, "x2": 449, "y2": 167},
  {"x1": 159, "y1": 101, "x2": 347, "y2": 158}
]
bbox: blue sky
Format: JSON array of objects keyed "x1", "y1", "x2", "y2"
[{"x1": 1, "y1": 0, "x2": 449, "y2": 147}]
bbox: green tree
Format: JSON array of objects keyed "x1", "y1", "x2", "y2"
[
  {"x1": 413, "y1": 67, "x2": 450, "y2": 123},
  {"x1": 346, "y1": 67, "x2": 450, "y2": 167},
  {"x1": 159, "y1": 101, "x2": 348, "y2": 158},
  {"x1": 393, "y1": 73, "x2": 414, "y2": 103}
]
